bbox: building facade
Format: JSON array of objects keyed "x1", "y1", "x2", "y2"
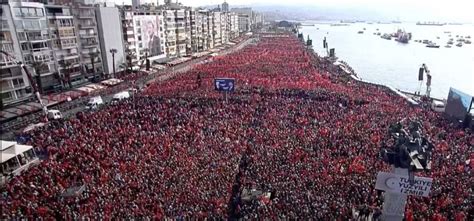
[
  {"x1": 1, "y1": 4, "x2": 32, "y2": 107},
  {"x1": 73, "y1": 3, "x2": 103, "y2": 80}
]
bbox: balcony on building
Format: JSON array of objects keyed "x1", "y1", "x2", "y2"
[
  {"x1": 79, "y1": 32, "x2": 97, "y2": 38},
  {"x1": 78, "y1": 11, "x2": 95, "y2": 19},
  {"x1": 46, "y1": 6, "x2": 72, "y2": 18},
  {"x1": 79, "y1": 21, "x2": 96, "y2": 29},
  {"x1": 81, "y1": 39, "x2": 99, "y2": 48}
]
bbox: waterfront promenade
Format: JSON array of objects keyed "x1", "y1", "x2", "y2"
[{"x1": 1, "y1": 33, "x2": 471, "y2": 220}]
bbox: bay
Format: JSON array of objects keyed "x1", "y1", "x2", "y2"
[{"x1": 301, "y1": 22, "x2": 474, "y2": 99}]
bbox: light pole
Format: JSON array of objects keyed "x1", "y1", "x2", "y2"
[{"x1": 109, "y1": 48, "x2": 117, "y2": 78}]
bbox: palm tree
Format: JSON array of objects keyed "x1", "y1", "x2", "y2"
[
  {"x1": 59, "y1": 60, "x2": 73, "y2": 89},
  {"x1": 30, "y1": 61, "x2": 48, "y2": 94}
]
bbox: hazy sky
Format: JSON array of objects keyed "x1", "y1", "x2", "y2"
[{"x1": 112, "y1": 0, "x2": 473, "y2": 22}]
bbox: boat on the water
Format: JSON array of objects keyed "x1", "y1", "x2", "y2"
[
  {"x1": 392, "y1": 29, "x2": 411, "y2": 43},
  {"x1": 422, "y1": 40, "x2": 430, "y2": 44},
  {"x1": 465, "y1": 40, "x2": 471, "y2": 44},
  {"x1": 377, "y1": 32, "x2": 381, "y2": 35},
  {"x1": 426, "y1": 42, "x2": 440, "y2": 48},
  {"x1": 445, "y1": 45, "x2": 451, "y2": 48},
  {"x1": 447, "y1": 40, "x2": 454, "y2": 45},
  {"x1": 456, "y1": 42, "x2": 463, "y2": 47},
  {"x1": 416, "y1": 22, "x2": 446, "y2": 26},
  {"x1": 358, "y1": 31, "x2": 364, "y2": 34},
  {"x1": 381, "y1": 33, "x2": 392, "y2": 40}
]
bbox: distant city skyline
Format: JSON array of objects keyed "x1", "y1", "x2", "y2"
[{"x1": 108, "y1": 0, "x2": 473, "y2": 23}]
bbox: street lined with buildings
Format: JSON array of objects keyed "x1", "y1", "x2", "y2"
[{"x1": 1, "y1": 0, "x2": 264, "y2": 108}]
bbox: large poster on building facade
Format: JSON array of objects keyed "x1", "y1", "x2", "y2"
[{"x1": 138, "y1": 15, "x2": 161, "y2": 56}]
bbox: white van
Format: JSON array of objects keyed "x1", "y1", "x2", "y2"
[
  {"x1": 431, "y1": 100, "x2": 445, "y2": 113},
  {"x1": 47, "y1": 109, "x2": 63, "y2": 120},
  {"x1": 85, "y1": 96, "x2": 103, "y2": 110},
  {"x1": 111, "y1": 91, "x2": 130, "y2": 103}
]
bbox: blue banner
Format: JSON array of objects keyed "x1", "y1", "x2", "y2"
[{"x1": 214, "y1": 78, "x2": 235, "y2": 92}]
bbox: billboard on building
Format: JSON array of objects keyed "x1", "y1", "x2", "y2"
[
  {"x1": 445, "y1": 87, "x2": 473, "y2": 120},
  {"x1": 136, "y1": 15, "x2": 161, "y2": 56}
]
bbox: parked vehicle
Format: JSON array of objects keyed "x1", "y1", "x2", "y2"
[
  {"x1": 47, "y1": 110, "x2": 63, "y2": 120},
  {"x1": 111, "y1": 91, "x2": 131, "y2": 104},
  {"x1": 431, "y1": 100, "x2": 445, "y2": 112},
  {"x1": 85, "y1": 96, "x2": 104, "y2": 110}
]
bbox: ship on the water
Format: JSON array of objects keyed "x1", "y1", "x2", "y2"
[
  {"x1": 393, "y1": 29, "x2": 412, "y2": 43},
  {"x1": 416, "y1": 22, "x2": 446, "y2": 26}
]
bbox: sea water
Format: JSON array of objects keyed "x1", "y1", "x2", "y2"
[{"x1": 301, "y1": 23, "x2": 474, "y2": 99}]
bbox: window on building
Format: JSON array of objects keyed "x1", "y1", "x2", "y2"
[
  {"x1": 14, "y1": 20, "x2": 23, "y2": 29},
  {"x1": 1, "y1": 43, "x2": 14, "y2": 53},
  {"x1": 12, "y1": 78, "x2": 24, "y2": 87},
  {"x1": 13, "y1": 8, "x2": 21, "y2": 17},
  {"x1": 16, "y1": 89, "x2": 27, "y2": 98},
  {"x1": 1, "y1": 92, "x2": 13, "y2": 100},
  {"x1": 20, "y1": 42, "x2": 30, "y2": 51},
  {"x1": 0, "y1": 80, "x2": 9, "y2": 89},
  {"x1": 40, "y1": 20, "x2": 47, "y2": 29},
  {"x1": 36, "y1": 8, "x2": 44, "y2": 17},
  {"x1": 63, "y1": 8, "x2": 70, "y2": 16}
]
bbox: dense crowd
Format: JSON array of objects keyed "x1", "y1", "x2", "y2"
[{"x1": 1, "y1": 34, "x2": 472, "y2": 220}]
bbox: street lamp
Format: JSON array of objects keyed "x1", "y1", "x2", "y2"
[{"x1": 109, "y1": 48, "x2": 117, "y2": 78}]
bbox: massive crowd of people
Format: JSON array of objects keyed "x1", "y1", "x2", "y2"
[{"x1": 1, "y1": 34, "x2": 472, "y2": 220}]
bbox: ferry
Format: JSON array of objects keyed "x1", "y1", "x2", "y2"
[
  {"x1": 426, "y1": 42, "x2": 440, "y2": 48},
  {"x1": 394, "y1": 29, "x2": 411, "y2": 43},
  {"x1": 381, "y1": 33, "x2": 392, "y2": 40},
  {"x1": 416, "y1": 22, "x2": 446, "y2": 26}
]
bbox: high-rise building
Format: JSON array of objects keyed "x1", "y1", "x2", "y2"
[
  {"x1": 45, "y1": 3, "x2": 85, "y2": 88},
  {"x1": 228, "y1": 12, "x2": 239, "y2": 39},
  {"x1": 221, "y1": 1, "x2": 229, "y2": 12},
  {"x1": 73, "y1": 2, "x2": 103, "y2": 80},
  {"x1": 0, "y1": 4, "x2": 32, "y2": 107},
  {"x1": 211, "y1": 12, "x2": 222, "y2": 47},
  {"x1": 132, "y1": 0, "x2": 141, "y2": 10}
]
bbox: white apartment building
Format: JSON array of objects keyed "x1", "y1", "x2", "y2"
[
  {"x1": 73, "y1": 3, "x2": 103, "y2": 80},
  {"x1": 190, "y1": 10, "x2": 211, "y2": 53},
  {"x1": 220, "y1": 12, "x2": 229, "y2": 44},
  {"x1": 45, "y1": 4, "x2": 83, "y2": 88},
  {"x1": 211, "y1": 12, "x2": 222, "y2": 47},
  {"x1": 0, "y1": 4, "x2": 32, "y2": 107},
  {"x1": 162, "y1": 9, "x2": 177, "y2": 57},
  {"x1": 228, "y1": 12, "x2": 239, "y2": 40}
]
